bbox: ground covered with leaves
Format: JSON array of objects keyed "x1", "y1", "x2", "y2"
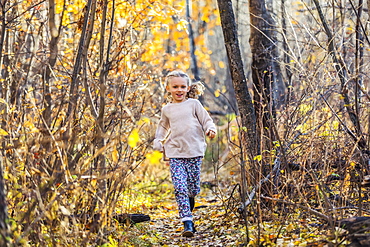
[{"x1": 120, "y1": 174, "x2": 355, "y2": 247}]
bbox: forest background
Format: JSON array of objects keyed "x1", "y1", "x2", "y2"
[{"x1": 1, "y1": 0, "x2": 370, "y2": 246}]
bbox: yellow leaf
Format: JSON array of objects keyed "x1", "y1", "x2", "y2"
[
  {"x1": 128, "y1": 129, "x2": 140, "y2": 148},
  {"x1": 112, "y1": 147, "x2": 119, "y2": 163},
  {"x1": 0, "y1": 128, "x2": 8, "y2": 136},
  {"x1": 138, "y1": 117, "x2": 150, "y2": 126},
  {"x1": 286, "y1": 223, "x2": 295, "y2": 232},
  {"x1": 214, "y1": 89, "x2": 220, "y2": 98},
  {"x1": 145, "y1": 150, "x2": 163, "y2": 165},
  {"x1": 253, "y1": 155, "x2": 262, "y2": 161},
  {"x1": 24, "y1": 121, "x2": 39, "y2": 133},
  {"x1": 0, "y1": 98, "x2": 7, "y2": 105},
  {"x1": 91, "y1": 179, "x2": 97, "y2": 187}
]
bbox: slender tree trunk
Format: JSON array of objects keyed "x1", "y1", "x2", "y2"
[
  {"x1": 96, "y1": 0, "x2": 110, "y2": 203},
  {"x1": 186, "y1": 0, "x2": 200, "y2": 81},
  {"x1": 249, "y1": 0, "x2": 283, "y2": 130},
  {"x1": 217, "y1": 0, "x2": 260, "y2": 243},
  {"x1": 354, "y1": 0, "x2": 364, "y2": 120},
  {"x1": 0, "y1": 0, "x2": 8, "y2": 112},
  {"x1": 64, "y1": 0, "x2": 96, "y2": 172},
  {"x1": 0, "y1": 159, "x2": 8, "y2": 246},
  {"x1": 66, "y1": 0, "x2": 93, "y2": 122},
  {"x1": 43, "y1": 0, "x2": 64, "y2": 129},
  {"x1": 216, "y1": 0, "x2": 259, "y2": 158},
  {"x1": 0, "y1": 1, "x2": 7, "y2": 81},
  {"x1": 0, "y1": 4, "x2": 9, "y2": 242},
  {"x1": 281, "y1": 0, "x2": 292, "y2": 104}
]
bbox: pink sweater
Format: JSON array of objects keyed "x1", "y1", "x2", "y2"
[{"x1": 153, "y1": 99, "x2": 217, "y2": 158}]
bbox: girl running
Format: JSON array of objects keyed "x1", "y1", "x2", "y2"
[{"x1": 153, "y1": 70, "x2": 217, "y2": 237}]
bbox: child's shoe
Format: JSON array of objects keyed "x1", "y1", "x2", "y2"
[{"x1": 182, "y1": 220, "x2": 194, "y2": 237}]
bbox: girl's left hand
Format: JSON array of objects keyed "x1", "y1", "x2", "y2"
[{"x1": 206, "y1": 129, "x2": 216, "y2": 139}]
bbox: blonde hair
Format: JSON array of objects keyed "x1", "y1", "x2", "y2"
[{"x1": 165, "y1": 70, "x2": 205, "y2": 100}]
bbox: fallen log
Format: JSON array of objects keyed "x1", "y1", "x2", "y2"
[
  {"x1": 71, "y1": 213, "x2": 151, "y2": 226},
  {"x1": 338, "y1": 217, "x2": 370, "y2": 247},
  {"x1": 114, "y1": 213, "x2": 151, "y2": 224}
]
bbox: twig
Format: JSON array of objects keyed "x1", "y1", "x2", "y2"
[
  {"x1": 261, "y1": 195, "x2": 330, "y2": 222},
  {"x1": 328, "y1": 206, "x2": 370, "y2": 214},
  {"x1": 242, "y1": 157, "x2": 281, "y2": 209}
]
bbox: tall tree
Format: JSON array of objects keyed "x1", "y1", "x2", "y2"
[
  {"x1": 186, "y1": 0, "x2": 200, "y2": 81},
  {"x1": 0, "y1": 158, "x2": 8, "y2": 246},
  {"x1": 217, "y1": 1, "x2": 259, "y2": 242},
  {"x1": 216, "y1": 0, "x2": 259, "y2": 163},
  {"x1": 0, "y1": 2, "x2": 10, "y2": 244},
  {"x1": 249, "y1": 0, "x2": 284, "y2": 145}
]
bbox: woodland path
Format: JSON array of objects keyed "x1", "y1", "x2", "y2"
[{"x1": 147, "y1": 189, "x2": 246, "y2": 247}]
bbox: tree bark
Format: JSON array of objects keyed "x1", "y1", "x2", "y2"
[
  {"x1": 0, "y1": 1, "x2": 7, "y2": 79},
  {"x1": 66, "y1": 0, "x2": 93, "y2": 122},
  {"x1": 354, "y1": 0, "x2": 364, "y2": 127},
  {"x1": 0, "y1": 3, "x2": 9, "y2": 243},
  {"x1": 216, "y1": 0, "x2": 255, "y2": 177},
  {"x1": 216, "y1": 0, "x2": 259, "y2": 159},
  {"x1": 0, "y1": 158, "x2": 8, "y2": 246},
  {"x1": 43, "y1": 0, "x2": 64, "y2": 129},
  {"x1": 281, "y1": 0, "x2": 293, "y2": 104},
  {"x1": 186, "y1": 0, "x2": 200, "y2": 81},
  {"x1": 217, "y1": 1, "x2": 259, "y2": 243},
  {"x1": 64, "y1": 0, "x2": 96, "y2": 171},
  {"x1": 249, "y1": 0, "x2": 284, "y2": 134}
]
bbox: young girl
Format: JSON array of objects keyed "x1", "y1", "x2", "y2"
[{"x1": 153, "y1": 70, "x2": 217, "y2": 237}]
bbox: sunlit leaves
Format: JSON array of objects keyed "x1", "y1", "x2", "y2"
[
  {"x1": 214, "y1": 89, "x2": 220, "y2": 97},
  {"x1": 253, "y1": 154, "x2": 262, "y2": 161},
  {"x1": 299, "y1": 103, "x2": 312, "y2": 115},
  {"x1": 112, "y1": 146, "x2": 119, "y2": 163},
  {"x1": 145, "y1": 150, "x2": 163, "y2": 165},
  {"x1": 128, "y1": 128, "x2": 141, "y2": 148},
  {"x1": 23, "y1": 120, "x2": 39, "y2": 133},
  {"x1": 0, "y1": 128, "x2": 8, "y2": 136}
]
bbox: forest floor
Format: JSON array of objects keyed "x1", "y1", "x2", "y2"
[
  {"x1": 120, "y1": 162, "x2": 353, "y2": 246},
  {"x1": 147, "y1": 188, "x2": 246, "y2": 246},
  {"x1": 122, "y1": 181, "x2": 342, "y2": 247}
]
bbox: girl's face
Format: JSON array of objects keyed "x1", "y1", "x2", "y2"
[{"x1": 166, "y1": 77, "x2": 190, "y2": 103}]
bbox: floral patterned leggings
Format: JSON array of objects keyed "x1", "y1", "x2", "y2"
[{"x1": 169, "y1": 157, "x2": 202, "y2": 221}]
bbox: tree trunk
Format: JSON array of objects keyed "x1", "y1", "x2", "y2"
[
  {"x1": 281, "y1": 0, "x2": 293, "y2": 104},
  {"x1": 65, "y1": 0, "x2": 94, "y2": 123},
  {"x1": 64, "y1": 0, "x2": 96, "y2": 172},
  {"x1": 0, "y1": 158, "x2": 8, "y2": 246},
  {"x1": 354, "y1": 0, "x2": 364, "y2": 129},
  {"x1": 43, "y1": 0, "x2": 64, "y2": 129},
  {"x1": 216, "y1": 0, "x2": 259, "y2": 159},
  {"x1": 249, "y1": 0, "x2": 284, "y2": 132},
  {"x1": 0, "y1": 1, "x2": 7, "y2": 81},
  {"x1": 217, "y1": 0, "x2": 260, "y2": 243},
  {"x1": 186, "y1": 0, "x2": 200, "y2": 81},
  {"x1": 0, "y1": 3, "x2": 9, "y2": 242}
]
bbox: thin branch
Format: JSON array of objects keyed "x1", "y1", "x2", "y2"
[{"x1": 261, "y1": 195, "x2": 330, "y2": 222}]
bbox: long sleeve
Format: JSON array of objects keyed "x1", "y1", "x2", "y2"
[
  {"x1": 153, "y1": 111, "x2": 170, "y2": 151},
  {"x1": 194, "y1": 100, "x2": 217, "y2": 135},
  {"x1": 153, "y1": 99, "x2": 216, "y2": 158}
]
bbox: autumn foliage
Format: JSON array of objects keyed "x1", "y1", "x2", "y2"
[{"x1": 1, "y1": 0, "x2": 370, "y2": 246}]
